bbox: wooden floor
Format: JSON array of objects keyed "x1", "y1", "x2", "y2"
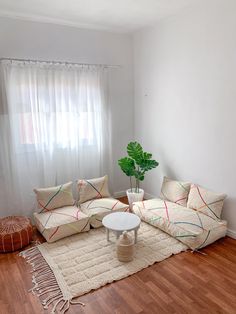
[{"x1": 1, "y1": 199, "x2": 236, "y2": 314}]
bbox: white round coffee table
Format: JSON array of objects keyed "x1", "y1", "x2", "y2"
[{"x1": 102, "y1": 212, "x2": 141, "y2": 244}]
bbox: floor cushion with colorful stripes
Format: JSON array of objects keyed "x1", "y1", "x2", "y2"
[
  {"x1": 34, "y1": 206, "x2": 90, "y2": 243},
  {"x1": 80, "y1": 198, "x2": 129, "y2": 228},
  {"x1": 132, "y1": 199, "x2": 227, "y2": 250}
]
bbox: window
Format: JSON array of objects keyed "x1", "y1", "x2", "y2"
[
  {"x1": 0, "y1": 59, "x2": 109, "y2": 218},
  {"x1": 18, "y1": 111, "x2": 96, "y2": 148},
  {"x1": 9, "y1": 76, "x2": 104, "y2": 152}
]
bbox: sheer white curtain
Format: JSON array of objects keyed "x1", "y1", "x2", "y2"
[{"x1": 0, "y1": 60, "x2": 111, "y2": 217}]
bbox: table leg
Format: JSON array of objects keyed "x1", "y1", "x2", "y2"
[
  {"x1": 134, "y1": 229, "x2": 138, "y2": 244},
  {"x1": 106, "y1": 228, "x2": 110, "y2": 242}
]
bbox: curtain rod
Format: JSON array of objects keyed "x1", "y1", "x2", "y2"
[{"x1": 0, "y1": 57, "x2": 122, "y2": 68}]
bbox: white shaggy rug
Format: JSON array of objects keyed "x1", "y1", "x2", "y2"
[{"x1": 21, "y1": 222, "x2": 187, "y2": 313}]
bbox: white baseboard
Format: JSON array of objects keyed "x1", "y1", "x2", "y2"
[
  {"x1": 114, "y1": 190, "x2": 157, "y2": 200},
  {"x1": 227, "y1": 229, "x2": 236, "y2": 239},
  {"x1": 113, "y1": 191, "x2": 126, "y2": 198},
  {"x1": 144, "y1": 192, "x2": 157, "y2": 200}
]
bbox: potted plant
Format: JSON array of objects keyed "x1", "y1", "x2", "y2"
[{"x1": 118, "y1": 142, "x2": 159, "y2": 207}]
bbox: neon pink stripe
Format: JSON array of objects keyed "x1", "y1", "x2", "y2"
[
  {"x1": 164, "y1": 201, "x2": 170, "y2": 221},
  {"x1": 38, "y1": 200, "x2": 50, "y2": 212},
  {"x1": 112, "y1": 201, "x2": 119, "y2": 210},
  {"x1": 86, "y1": 180, "x2": 103, "y2": 198},
  {"x1": 78, "y1": 180, "x2": 84, "y2": 192},
  {"x1": 49, "y1": 226, "x2": 59, "y2": 240}
]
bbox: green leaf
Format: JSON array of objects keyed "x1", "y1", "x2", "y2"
[
  {"x1": 127, "y1": 142, "x2": 143, "y2": 163},
  {"x1": 133, "y1": 170, "x2": 145, "y2": 181},
  {"x1": 143, "y1": 152, "x2": 152, "y2": 160},
  {"x1": 118, "y1": 157, "x2": 135, "y2": 177},
  {"x1": 139, "y1": 175, "x2": 145, "y2": 181},
  {"x1": 118, "y1": 141, "x2": 159, "y2": 190},
  {"x1": 140, "y1": 159, "x2": 159, "y2": 172}
]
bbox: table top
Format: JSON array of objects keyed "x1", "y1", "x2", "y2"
[{"x1": 102, "y1": 212, "x2": 141, "y2": 232}]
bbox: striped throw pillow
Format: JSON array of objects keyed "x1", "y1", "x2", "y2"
[
  {"x1": 160, "y1": 176, "x2": 191, "y2": 207},
  {"x1": 34, "y1": 182, "x2": 75, "y2": 213},
  {"x1": 77, "y1": 175, "x2": 110, "y2": 204},
  {"x1": 187, "y1": 184, "x2": 226, "y2": 220}
]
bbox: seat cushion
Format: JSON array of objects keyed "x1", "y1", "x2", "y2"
[
  {"x1": 77, "y1": 175, "x2": 110, "y2": 204},
  {"x1": 187, "y1": 184, "x2": 226, "y2": 220},
  {"x1": 132, "y1": 198, "x2": 227, "y2": 250},
  {"x1": 160, "y1": 177, "x2": 191, "y2": 207},
  {"x1": 80, "y1": 198, "x2": 129, "y2": 228},
  {"x1": 34, "y1": 182, "x2": 75, "y2": 213},
  {"x1": 34, "y1": 206, "x2": 90, "y2": 242}
]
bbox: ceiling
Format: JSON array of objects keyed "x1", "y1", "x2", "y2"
[{"x1": 0, "y1": 0, "x2": 199, "y2": 33}]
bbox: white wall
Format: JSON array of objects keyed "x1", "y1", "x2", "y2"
[
  {"x1": 133, "y1": 0, "x2": 236, "y2": 235},
  {"x1": 0, "y1": 16, "x2": 134, "y2": 195}
]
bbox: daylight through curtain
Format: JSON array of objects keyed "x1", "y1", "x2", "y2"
[{"x1": 0, "y1": 60, "x2": 110, "y2": 217}]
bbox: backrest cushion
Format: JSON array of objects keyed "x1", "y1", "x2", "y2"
[
  {"x1": 187, "y1": 184, "x2": 226, "y2": 220},
  {"x1": 160, "y1": 176, "x2": 191, "y2": 207},
  {"x1": 34, "y1": 182, "x2": 75, "y2": 213},
  {"x1": 77, "y1": 175, "x2": 110, "y2": 204}
]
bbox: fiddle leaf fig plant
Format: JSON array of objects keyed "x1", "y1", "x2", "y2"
[{"x1": 118, "y1": 141, "x2": 159, "y2": 193}]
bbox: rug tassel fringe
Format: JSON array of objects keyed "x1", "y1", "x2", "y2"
[
  {"x1": 59, "y1": 299, "x2": 68, "y2": 312},
  {"x1": 70, "y1": 300, "x2": 85, "y2": 306},
  {"x1": 19, "y1": 246, "x2": 85, "y2": 313},
  {"x1": 51, "y1": 298, "x2": 64, "y2": 313},
  {"x1": 42, "y1": 291, "x2": 62, "y2": 306},
  {"x1": 45, "y1": 294, "x2": 63, "y2": 310}
]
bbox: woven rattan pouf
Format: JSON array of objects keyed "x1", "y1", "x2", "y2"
[
  {"x1": 0, "y1": 216, "x2": 33, "y2": 253},
  {"x1": 117, "y1": 231, "x2": 134, "y2": 262}
]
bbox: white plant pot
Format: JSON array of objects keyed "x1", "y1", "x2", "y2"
[{"x1": 126, "y1": 188, "x2": 144, "y2": 209}]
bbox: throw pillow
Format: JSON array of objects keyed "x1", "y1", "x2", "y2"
[
  {"x1": 77, "y1": 175, "x2": 110, "y2": 204},
  {"x1": 34, "y1": 181, "x2": 75, "y2": 213},
  {"x1": 187, "y1": 184, "x2": 226, "y2": 220},
  {"x1": 160, "y1": 176, "x2": 191, "y2": 207}
]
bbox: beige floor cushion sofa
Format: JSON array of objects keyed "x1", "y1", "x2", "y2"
[
  {"x1": 34, "y1": 206, "x2": 90, "y2": 242},
  {"x1": 133, "y1": 177, "x2": 227, "y2": 250},
  {"x1": 34, "y1": 175, "x2": 129, "y2": 242}
]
